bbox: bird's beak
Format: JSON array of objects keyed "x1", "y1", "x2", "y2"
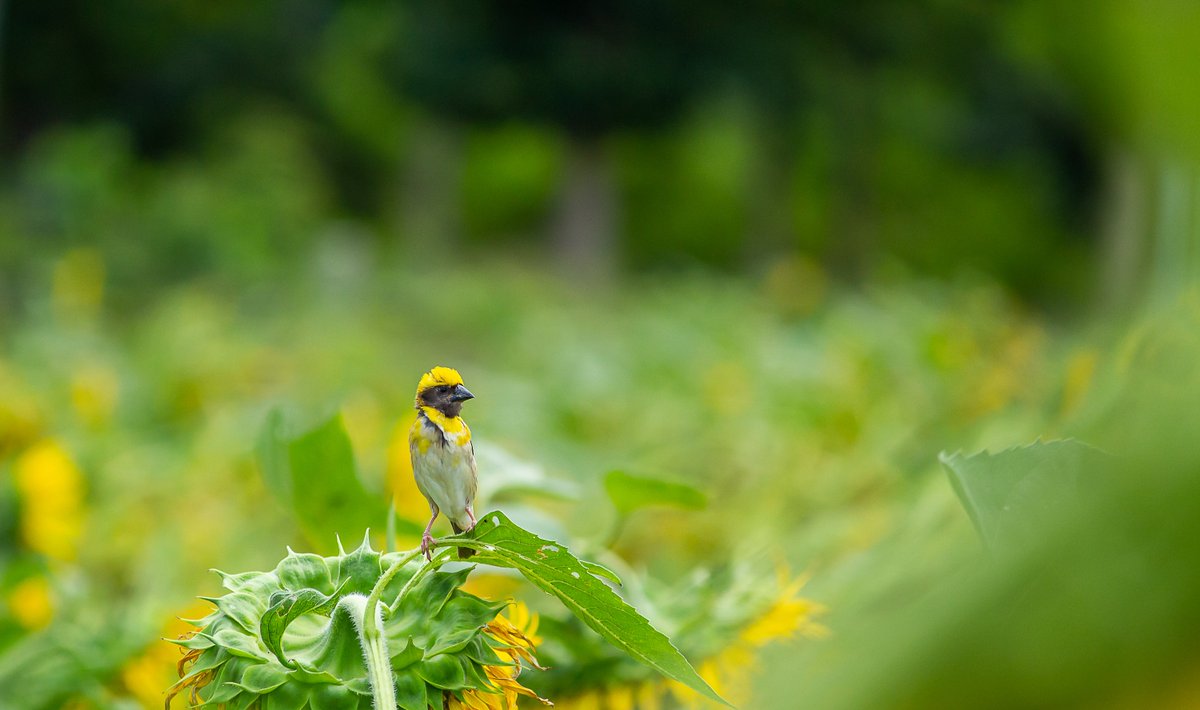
[{"x1": 450, "y1": 384, "x2": 475, "y2": 402}]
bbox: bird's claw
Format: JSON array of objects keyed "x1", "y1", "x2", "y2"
[{"x1": 421, "y1": 533, "x2": 435, "y2": 561}]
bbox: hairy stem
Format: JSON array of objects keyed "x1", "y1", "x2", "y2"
[
  {"x1": 357, "y1": 548, "x2": 424, "y2": 709},
  {"x1": 366, "y1": 548, "x2": 424, "y2": 621},
  {"x1": 390, "y1": 549, "x2": 451, "y2": 609},
  {"x1": 343, "y1": 594, "x2": 394, "y2": 710},
  {"x1": 386, "y1": 500, "x2": 398, "y2": 552}
]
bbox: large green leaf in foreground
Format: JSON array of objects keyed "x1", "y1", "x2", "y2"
[
  {"x1": 940, "y1": 439, "x2": 1108, "y2": 549},
  {"x1": 257, "y1": 411, "x2": 391, "y2": 553},
  {"x1": 603, "y1": 470, "x2": 707, "y2": 515},
  {"x1": 447, "y1": 511, "x2": 728, "y2": 706}
]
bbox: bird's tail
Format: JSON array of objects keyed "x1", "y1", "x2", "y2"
[{"x1": 449, "y1": 521, "x2": 477, "y2": 559}]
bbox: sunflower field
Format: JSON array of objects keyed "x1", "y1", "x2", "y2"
[
  {"x1": 3, "y1": 1, "x2": 1200, "y2": 708},
  {"x1": 3, "y1": 247, "x2": 1200, "y2": 708}
]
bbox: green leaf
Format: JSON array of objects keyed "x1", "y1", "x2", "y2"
[
  {"x1": 581, "y1": 560, "x2": 623, "y2": 586},
  {"x1": 208, "y1": 627, "x2": 268, "y2": 661},
  {"x1": 476, "y1": 446, "x2": 579, "y2": 502},
  {"x1": 451, "y1": 511, "x2": 728, "y2": 705},
  {"x1": 207, "y1": 658, "x2": 251, "y2": 702},
  {"x1": 256, "y1": 409, "x2": 294, "y2": 504},
  {"x1": 215, "y1": 569, "x2": 282, "y2": 598},
  {"x1": 227, "y1": 691, "x2": 260, "y2": 710},
  {"x1": 236, "y1": 662, "x2": 289, "y2": 693},
  {"x1": 393, "y1": 669, "x2": 429, "y2": 710},
  {"x1": 298, "y1": 595, "x2": 371, "y2": 682},
  {"x1": 463, "y1": 636, "x2": 508, "y2": 667},
  {"x1": 459, "y1": 655, "x2": 498, "y2": 693},
  {"x1": 263, "y1": 680, "x2": 312, "y2": 709},
  {"x1": 333, "y1": 534, "x2": 383, "y2": 596},
  {"x1": 276, "y1": 550, "x2": 334, "y2": 594},
  {"x1": 206, "y1": 591, "x2": 266, "y2": 634},
  {"x1": 167, "y1": 633, "x2": 215, "y2": 651},
  {"x1": 940, "y1": 439, "x2": 1109, "y2": 549},
  {"x1": 604, "y1": 470, "x2": 707, "y2": 515},
  {"x1": 422, "y1": 596, "x2": 499, "y2": 656},
  {"x1": 258, "y1": 412, "x2": 388, "y2": 553},
  {"x1": 415, "y1": 653, "x2": 468, "y2": 690},
  {"x1": 308, "y1": 682, "x2": 362, "y2": 710},
  {"x1": 259, "y1": 588, "x2": 341, "y2": 668},
  {"x1": 390, "y1": 638, "x2": 424, "y2": 671}
]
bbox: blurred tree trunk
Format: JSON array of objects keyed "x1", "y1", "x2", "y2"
[
  {"x1": 1148, "y1": 162, "x2": 1197, "y2": 301},
  {"x1": 552, "y1": 135, "x2": 618, "y2": 278},
  {"x1": 744, "y1": 113, "x2": 798, "y2": 268},
  {"x1": 1098, "y1": 153, "x2": 1200, "y2": 309},
  {"x1": 399, "y1": 121, "x2": 463, "y2": 252},
  {"x1": 827, "y1": 61, "x2": 877, "y2": 282},
  {"x1": 0, "y1": 0, "x2": 6, "y2": 135},
  {"x1": 1098, "y1": 148, "x2": 1147, "y2": 309}
]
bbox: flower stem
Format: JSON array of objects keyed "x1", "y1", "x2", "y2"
[
  {"x1": 386, "y1": 500, "x2": 398, "y2": 552},
  {"x1": 343, "y1": 594, "x2": 395, "y2": 710},
  {"x1": 358, "y1": 548, "x2": 423, "y2": 709},
  {"x1": 366, "y1": 548, "x2": 423, "y2": 624},
  {"x1": 390, "y1": 549, "x2": 451, "y2": 609}
]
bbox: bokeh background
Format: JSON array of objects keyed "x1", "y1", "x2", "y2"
[{"x1": 2, "y1": 1, "x2": 1200, "y2": 708}]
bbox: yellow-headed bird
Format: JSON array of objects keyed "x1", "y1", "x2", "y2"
[{"x1": 410, "y1": 366, "x2": 478, "y2": 559}]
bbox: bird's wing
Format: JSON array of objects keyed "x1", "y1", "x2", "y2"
[{"x1": 466, "y1": 440, "x2": 479, "y2": 503}]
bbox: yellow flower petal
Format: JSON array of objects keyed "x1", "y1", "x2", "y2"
[
  {"x1": 7, "y1": 576, "x2": 54, "y2": 629},
  {"x1": 14, "y1": 439, "x2": 85, "y2": 561}
]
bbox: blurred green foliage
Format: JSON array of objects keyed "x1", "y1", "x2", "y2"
[
  {"x1": 1, "y1": 1, "x2": 1199, "y2": 707},
  {"x1": 757, "y1": 295, "x2": 1200, "y2": 709},
  {"x1": 9, "y1": 0, "x2": 1183, "y2": 304},
  {"x1": 5, "y1": 238, "x2": 1194, "y2": 706}
]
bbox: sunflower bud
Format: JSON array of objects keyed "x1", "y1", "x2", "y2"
[{"x1": 170, "y1": 535, "x2": 547, "y2": 709}]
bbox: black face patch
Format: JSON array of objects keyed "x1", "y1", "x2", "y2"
[{"x1": 420, "y1": 384, "x2": 465, "y2": 418}]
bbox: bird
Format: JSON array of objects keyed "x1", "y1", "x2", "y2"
[{"x1": 409, "y1": 366, "x2": 478, "y2": 560}]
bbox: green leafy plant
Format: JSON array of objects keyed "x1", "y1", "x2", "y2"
[
  {"x1": 171, "y1": 518, "x2": 725, "y2": 708},
  {"x1": 940, "y1": 439, "x2": 1109, "y2": 549}
]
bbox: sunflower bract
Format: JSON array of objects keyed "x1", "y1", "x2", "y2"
[{"x1": 169, "y1": 537, "x2": 530, "y2": 709}]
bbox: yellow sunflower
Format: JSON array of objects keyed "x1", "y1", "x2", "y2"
[
  {"x1": 557, "y1": 569, "x2": 826, "y2": 709},
  {"x1": 449, "y1": 601, "x2": 552, "y2": 710}
]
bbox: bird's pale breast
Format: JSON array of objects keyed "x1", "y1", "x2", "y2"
[{"x1": 410, "y1": 413, "x2": 477, "y2": 530}]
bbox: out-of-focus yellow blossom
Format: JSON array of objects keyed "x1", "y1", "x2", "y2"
[
  {"x1": 605, "y1": 684, "x2": 635, "y2": 710},
  {"x1": 121, "y1": 652, "x2": 166, "y2": 709},
  {"x1": 0, "y1": 362, "x2": 43, "y2": 456},
  {"x1": 1060, "y1": 348, "x2": 1098, "y2": 417},
  {"x1": 556, "y1": 571, "x2": 824, "y2": 709},
  {"x1": 634, "y1": 681, "x2": 663, "y2": 710},
  {"x1": 449, "y1": 601, "x2": 551, "y2": 710},
  {"x1": 462, "y1": 572, "x2": 524, "y2": 602},
  {"x1": 123, "y1": 601, "x2": 212, "y2": 709},
  {"x1": 967, "y1": 324, "x2": 1045, "y2": 416},
  {"x1": 555, "y1": 693, "x2": 602, "y2": 710},
  {"x1": 739, "y1": 574, "x2": 829, "y2": 645},
  {"x1": 14, "y1": 439, "x2": 86, "y2": 562},
  {"x1": 52, "y1": 248, "x2": 105, "y2": 321},
  {"x1": 671, "y1": 572, "x2": 826, "y2": 708},
  {"x1": 386, "y1": 412, "x2": 429, "y2": 528},
  {"x1": 553, "y1": 682, "x2": 662, "y2": 710},
  {"x1": 762, "y1": 255, "x2": 828, "y2": 318},
  {"x1": 927, "y1": 324, "x2": 980, "y2": 372},
  {"x1": 669, "y1": 572, "x2": 826, "y2": 708},
  {"x1": 70, "y1": 363, "x2": 120, "y2": 428},
  {"x1": 343, "y1": 390, "x2": 386, "y2": 466},
  {"x1": 7, "y1": 576, "x2": 55, "y2": 629},
  {"x1": 702, "y1": 362, "x2": 751, "y2": 416}
]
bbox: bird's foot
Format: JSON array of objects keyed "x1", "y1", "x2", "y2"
[{"x1": 420, "y1": 532, "x2": 435, "y2": 561}]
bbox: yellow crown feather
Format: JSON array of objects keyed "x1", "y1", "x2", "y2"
[{"x1": 415, "y1": 366, "x2": 465, "y2": 404}]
